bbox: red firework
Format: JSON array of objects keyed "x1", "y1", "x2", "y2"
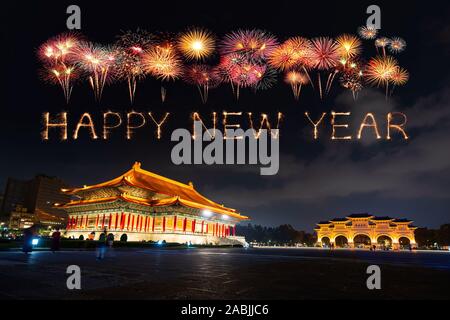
[
  {"x1": 183, "y1": 64, "x2": 221, "y2": 103},
  {"x1": 220, "y1": 29, "x2": 278, "y2": 62},
  {"x1": 310, "y1": 37, "x2": 340, "y2": 99},
  {"x1": 310, "y1": 37, "x2": 339, "y2": 70},
  {"x1": 38, "y1": 33, "x2": 82, "y2": 103}
]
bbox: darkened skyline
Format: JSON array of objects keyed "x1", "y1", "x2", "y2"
[{"x1": 1, "y1": 0, "x2": 450, "y2": 231}]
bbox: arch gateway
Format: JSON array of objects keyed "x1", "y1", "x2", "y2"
[{"x1": 315, "y1": 214, "x2": 417, "y2": 249}]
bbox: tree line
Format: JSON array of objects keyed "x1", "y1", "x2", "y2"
[{"x1": 236, "y1": 224, "x2": 316, "y2": 246}]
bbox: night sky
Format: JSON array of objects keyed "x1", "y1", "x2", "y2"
[{"x1": 1, "y1": 0, "x2": 450, "y2": 231}]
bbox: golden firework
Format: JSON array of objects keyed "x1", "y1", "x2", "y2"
[
  {"x1": 143, "y1": 46, "x2": 182, "y2": 81},
  {"x1": 336, "y1": 34, "x2": 362, "y2": 58},
  {"x1": 178, "y1": 28, "x2": 215, "y2": 60},
  {"x1": 269, "y1": 37, "x2": 313, "y2": 71},
  {"x1": 365, "y1": 55, "x2": 398, "y2": 87},
  {"x1": 390, "y1": 67, "x2": 409, "y2": 86},
  {"x1": 284, "y1": 70, "x2": 309, "y2": 100}
]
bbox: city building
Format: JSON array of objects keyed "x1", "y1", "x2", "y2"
[
  {"x1": 8, "y1": 205, "x2": 35, "y2": 229},
  {"x1": 1, "y1": 175, "x2": 70, "y2": 229},
  {"x1": 315, "y1": 213, "x2": 417, "y2": 249},
  {"x1": 57, "y1": 162, "x2": 249, "y2": 245}
]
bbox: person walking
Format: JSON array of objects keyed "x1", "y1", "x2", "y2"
[
  {"x1": 51, "y1": 228, "x2": 61, "y2": 252},
  {"x1": 22, "y1": 225, "x2": 36, "y2": 254},
  {"x1": 96, "y1": 229, "x2": 107, "y2": 260}
]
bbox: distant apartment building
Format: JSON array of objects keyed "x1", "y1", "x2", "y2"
[{"x1": 1, "y1": 175, "x2": 71, "y2": 229}]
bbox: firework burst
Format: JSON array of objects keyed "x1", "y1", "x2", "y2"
[
  {"x1": 390, "y1": 67, "x2": 409, "y2": 86},
  {"x1": 268, "y1": 37, "x2": 313, "y2": 71},
  {"x1": 339, "y1": 68, "x2": 364, "y2": 100},
  {"x1": 115, "y1": 29, "x2": 156, "y2": 53},
  {"x1": 218, "y1": 53, "x2": 266, "y2": 99},
  {"x1": 230, "y1": 63, "x2": 265, "y2": 99},
  {"x1": 388, "y1": 37, "x2": 406, "y2": 54},
  {"x1": 40, "y1": 65, "x2": 79, "y2": 103},
  {"x1": 254, "y1": 67, "x2": 278, "y2": 91},
  {"x1": 375, "y1": 37, "x2": 391, "y2": 56},
  {"x1": 284, "y1": 70, "x2": 309, "y2": 100},
  {"x1": 38, "y1": 33, "x2": 82, "y2": 103},
  {"x1": 75, "y1": 42, "x2": 117, "y2": 101},
  {"x1": 357, "y1": 26, "x2": 378, "y2": 40},
  {"x1": 220, "y1": 29, "x2": 278, "y2": 62},
  {"x1": 310, "y1": 37, "x2": 340, "y2": 98},
  {"x1": 336, "y1": 34, "x2": 362, "y2": 59},
  {"x1": 178, "y1": 28, "x2": 215, "y2": 60},
  {"x1": 366, "y1": 55, "x2": 398, "y2": 98},
  {"x1": 310, "y1": 37, "x2": 339, "y2": 70},
  {"x1": 142, "y1": 46, "x2": 182, "y2": 102},
  {"x1": 183, "y1": 64, "x2": 220, "y2": 103},
  {"x1": 143, "y1": 46, "x2": 182, "y2": 81},
  {"x1": 39, "y1": 33, "x2": 81, "y2": 64},
  {"x1": 114, "y1": 30, "x2": 155, "y2": 104}
]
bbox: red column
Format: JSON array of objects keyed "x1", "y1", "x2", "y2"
[
  {"x1": 192, "y1": 219, "x2": 196, "y2": 233},
  {"x1": 183, "y1": 218, "x2": 187, "y2": 232},
  {"x1": 201, "y1": 221, "x2": 204, "y2": 234},
  {"x1": 144, "y1": 216, "x2": 148, "y2": 232},
  {"x1": 108, "y1": 214, "x2": 112, "y2": 229},
  {"x1": 173, "y1": 216, "x2": 177, "y2": 231},
  {"x1": 137, "y1": 216, "x2": 140, "y2": 231},
  {"x1": 121, "y1": 213, "x2": 125, "y2": 230},
  {"x1": 152, "y1": 217, "x2": 155, "y2": 232},
  {"x1": 131, "y1": 215, "x2": 135, "y2": 231},
  {"x1": 216, "y1": 223, "x2": 219, "y2": 237},
  {"x1": 114, "y1": 213, "x2": 118, "y2": 230},
  {"x1": 233, "y1": 225, "x2": 236, "y2": 236},
  {"x1": 126, "y1": 214, "x2": 130, "y2": 230},
  {"x1": 139, "y1": 216, "x2": 143, "y2": 232},
  {"x1": 101, "y1": 214, "x2": 105, "y2": 229},
  {"x1": 206, "y1": 223, "x2": 209, "y2": 234},
  {"x1": 66, "y1": 217, "x2": 70, "y2": 230},
  {"x1": 84, "y1": 215, "x2": 88, "y2": 228},
  {"x1": 95, "y1": 215, "x2": 99, "y2": 229},
  {"x1": 162, "y1": 216, "x2": 166, "y2": 232}
]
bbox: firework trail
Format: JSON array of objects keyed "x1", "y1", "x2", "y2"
[
  {"x1": 217, "y1": 53, "x2": 245, "y2": 98},
  {"x1": 38, "y1": 33, "x2": 81, "y2": 103},
  {"x1": 178, "y1": 28, "x2": 215, "y2": 61},
  {"x1": 284, "y1": 70, "x2": 309, "y2": 101},
  {"x1": 115, "y1": 29, "x2": 155, "y2": 104},
  {"x1": 75, "y1": 42, "x2": 117, "y2": 101},
  {"x1": 183, "y1": 64, "x2": 221, "y2": 103},
  {"x1": 230, "y1": 63, "x2": 265, "y2": 99},
  {"x1": 375, "y1": 37, "x2": 390, "y2": 56},
  {"x1": 389, "y1": 66, "x2": 409, "y2": 96},
  {"x1": 310, "y1": 37, "x2": 339, "y2": 99},
  {"x1": 366, "y1": 55, "x2": 398, "y2": 99},
  {"x1": 143, "y1": 45, "x2": 182, "y2": 102}
]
